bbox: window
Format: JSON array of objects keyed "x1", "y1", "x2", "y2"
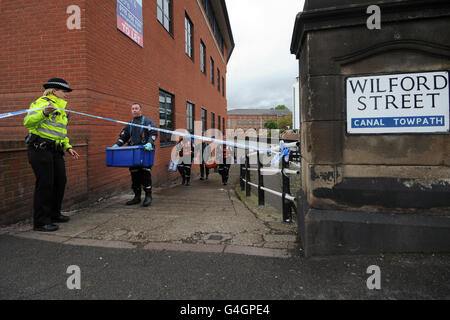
[
  {"x1": 157, "y1": 0, "x2": 172, "y2": 33},
  {"x1": 210, "y1": 57, "x2": 214, "y2": 84},
  {"x1": 217, "y1": 69, "x2": 220, "y2": 91},
  {"x1": 222, "y1": 117, "x2": 225, "y2": 131},
  {"x1": 185, "y1": 14, "x2": 193, "y2": 58},
  {"x1": 200, "y1": 40, "x2": 206, "y2": 74},
  {"x1": 201, "y1": 108, "x2": 207, "y2": 134},
  {"x1": 218, "y1": 115, "x2": 221, "y2": 131},
  {"x1": 202, "y1": 0, "x2": 208, "y2": 14},
  {"x1": 186, "y1": 102, "x2": 194, "y2": 134},
  {"x1": 222, "y1": 77, "x2": 225, "y2": 97},
  {"x1": 159, "y1": 89, "x2": 174, "y2": 146},
  {"x1": 200, "y1": 0, "x2": 224, "y2": 53},
  {"x1": 211, "y1": 112, "x2": 215, "y2": 129}
]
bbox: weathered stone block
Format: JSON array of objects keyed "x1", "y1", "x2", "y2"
[
  {"x1": 307, "y1": 16, "x2": 450, "y2": 76},
  {"x1": 302, "y1": 121, "x2": 344, "y2": 164},
  {"x1": 303, "y1": 206, "x2": 450, "y2": 257},
  {"x1": 304, "y1": 76, "x2": 345, "y2": 121},
  {"x1": 304, "y1": 164, "x2": 343, "y2": 210},
  {"x1": 343, "y1": 134, "x2": 447, "y2": 166},
  {"x1": 342, "y1": 164, "x2": 450, "y2": 179}
]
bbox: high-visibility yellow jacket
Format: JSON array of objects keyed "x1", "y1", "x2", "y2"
[{"x1": 24, "y1": 94, "x2": 72, "y2": 150}]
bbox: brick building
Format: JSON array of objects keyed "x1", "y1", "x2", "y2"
[
  {"x1": 227, "y1": 109, "x2": 291, "y2": 131},
  {"x1": 0, "y1": 0, "x2": 234, "y2": 225}
]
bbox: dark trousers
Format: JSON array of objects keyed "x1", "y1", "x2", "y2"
[
  {"x1": 129, "y1": 167, "x2": 152, "y2": 193},
  {"x1": 200, "y1": 163, "x2": 209, "y2": 178},
  {"x1": 178, "y1": 163, "x2": 191, "y2": 181},
  {"x1": 28, "y1": 146, "x2": 67, "y2": 227},
  {"x1": 218, "y1": 164, "x2": 231, "y2": 183}
]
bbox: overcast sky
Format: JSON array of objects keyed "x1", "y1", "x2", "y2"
[{"x1": 225, "y1": 0, "x2": 305, "y2": 111}]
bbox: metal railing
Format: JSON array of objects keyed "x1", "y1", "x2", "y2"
[{"x1": 237, "y1": 137, "x2": 301, "y2": 223}]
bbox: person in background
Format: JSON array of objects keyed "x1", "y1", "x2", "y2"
[
  {"x1": 112, "y1": 103, "x2": 157, "y2": 207},
  {"x1": 176, "y1": 136, "x2": 195, "y2": 186},
  {"x1": 199, "y1": 140, "x2": 210, "y2": 180},
  {"x1": 217, "y1": 143, "x2": 233, "y2": 185},
  {"x1": 24, "y1": 78, "x2": 80, "y2": 232}
]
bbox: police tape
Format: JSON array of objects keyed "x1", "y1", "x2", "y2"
[
  {"x1": 0, "y1": 107, "x2": 46, "y2": 119},
  {"x1": 0, "y1": 106, "x2": 292, "y2": 159}
]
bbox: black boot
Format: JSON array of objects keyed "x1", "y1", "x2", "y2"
[
  {"x1": 143, "y1": 191, "x2": 152, "y2": 207},
  {"x1": 185, "y1": 177, "x2": 190, "y2": 186},
  {"x1": 126, "y1": 189, "x2": 141, "y2": 205}
]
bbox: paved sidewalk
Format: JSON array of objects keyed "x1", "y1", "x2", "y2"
[
  {"x1": 1, "y1": 170, "x2": 450, "y2": 300},
  {"x1": 0, "y1": 170, "x2": 298, "y2": 258}
]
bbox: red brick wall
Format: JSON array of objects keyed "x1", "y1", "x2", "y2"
[
  {"x1": 0, "y1": 0, "x2": 89, "y2": 139},
  {"x1": 0, "y1": 0, "x2": 230, "y2": 224},
  {"x1": 228, "y1": 114, "x2": 285, "y2": 131},
  {"x1": 0, "y1": 139, "x2": 88, "y2": 225}
]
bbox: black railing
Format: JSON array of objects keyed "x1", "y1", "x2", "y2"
[{"x1": 237, "y1": 137, "x2": 301, "y2": 223}]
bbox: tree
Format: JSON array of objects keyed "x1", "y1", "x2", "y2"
[
  {"x1": 277, "y1": 114, "x2": 292, "y2": 133},
  {"x1": 270, "y1": 105, "x2": 288, "y2": 110},
  {"x1": 264, "y1": 119, "x2": 277, "y2": 130}
]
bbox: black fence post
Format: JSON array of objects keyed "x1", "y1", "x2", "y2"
[
  {"x1": 281, "y1": 151, "x2": 292, "y2": 223},
  {"x1": 234, "y1": 136, "x2": 237, "y2": 165},
  {"x1": 237, "y1": 136, "x2": 245, "y2": 191},
  {"x1": 257, "y1": 136, "x2": 264, "y2": 206},
  {"x1": 245, "y1": 136, "x2": 250, "y2": 197},
  {"x1": 240, "y1": 164, "x2": 245, "y2": 191}
]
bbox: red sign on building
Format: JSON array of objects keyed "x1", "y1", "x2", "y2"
[{"x1": 117, "y1": 0, "x2": 143, "y2": 47}]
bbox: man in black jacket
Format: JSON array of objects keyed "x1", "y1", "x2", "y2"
[{"x1": 113, "y1": 103, "x2": 157, "y2": 207}]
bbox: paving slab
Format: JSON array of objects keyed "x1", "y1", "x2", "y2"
[
  {"x1": 143, "y1": 242, "x2": 225, "y2": 253},
  {"x1": 15, "y1": 232, "x2": 70, "y2": 244},
  {"x1": 224, "y1": 245, "x2": 291, "y2": 258},
  {"x1": 64, "y1": 238, "x2": 137, "y2": 249}
]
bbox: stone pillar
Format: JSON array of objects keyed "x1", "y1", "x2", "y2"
[{"x1": 291, "y1": 0, "x2": 450, "y2": 256}]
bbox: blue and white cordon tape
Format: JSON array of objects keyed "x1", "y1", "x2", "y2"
[{"x1": 0, "y1": 106, "x2": 292, "y2": 163}]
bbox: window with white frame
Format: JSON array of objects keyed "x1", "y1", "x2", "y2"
[
  {"x1": 159, "y1": 89, "x2": 174, "y2": 146},
  {"x1": 186, "y1": 102, "x2": 194, "y2": 134},
  {"x1": 157, "y1": 0, "x2": 172, "y2": 33},
  {"x1": 185, "y1": 14, "x2": 193, "y2": 58}
]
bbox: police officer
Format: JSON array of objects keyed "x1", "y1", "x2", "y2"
[
  {"x1": 113, "y1": 103, "x2": 157, "y2": 207},
  {"x1": 217, "y1": 143, "x2": 233, "y2": 185},
  {"x1": 176, "y1": 136, "x2": 195, "y2": 186},
  {"x1": 24, "y1": 78, "x2": 80, "y2": 232}
]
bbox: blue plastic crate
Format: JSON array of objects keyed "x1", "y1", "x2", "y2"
[{"x1": 106, "y1": 146, "x2": 155, "y2": 167}]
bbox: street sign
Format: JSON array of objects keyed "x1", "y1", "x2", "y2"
[
  {"x1": 117, "y1": 0, "x2": 143, "y2": 47},
  {"x1": 346, "y1": 71, "x2": 449, "y2": 134}
]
